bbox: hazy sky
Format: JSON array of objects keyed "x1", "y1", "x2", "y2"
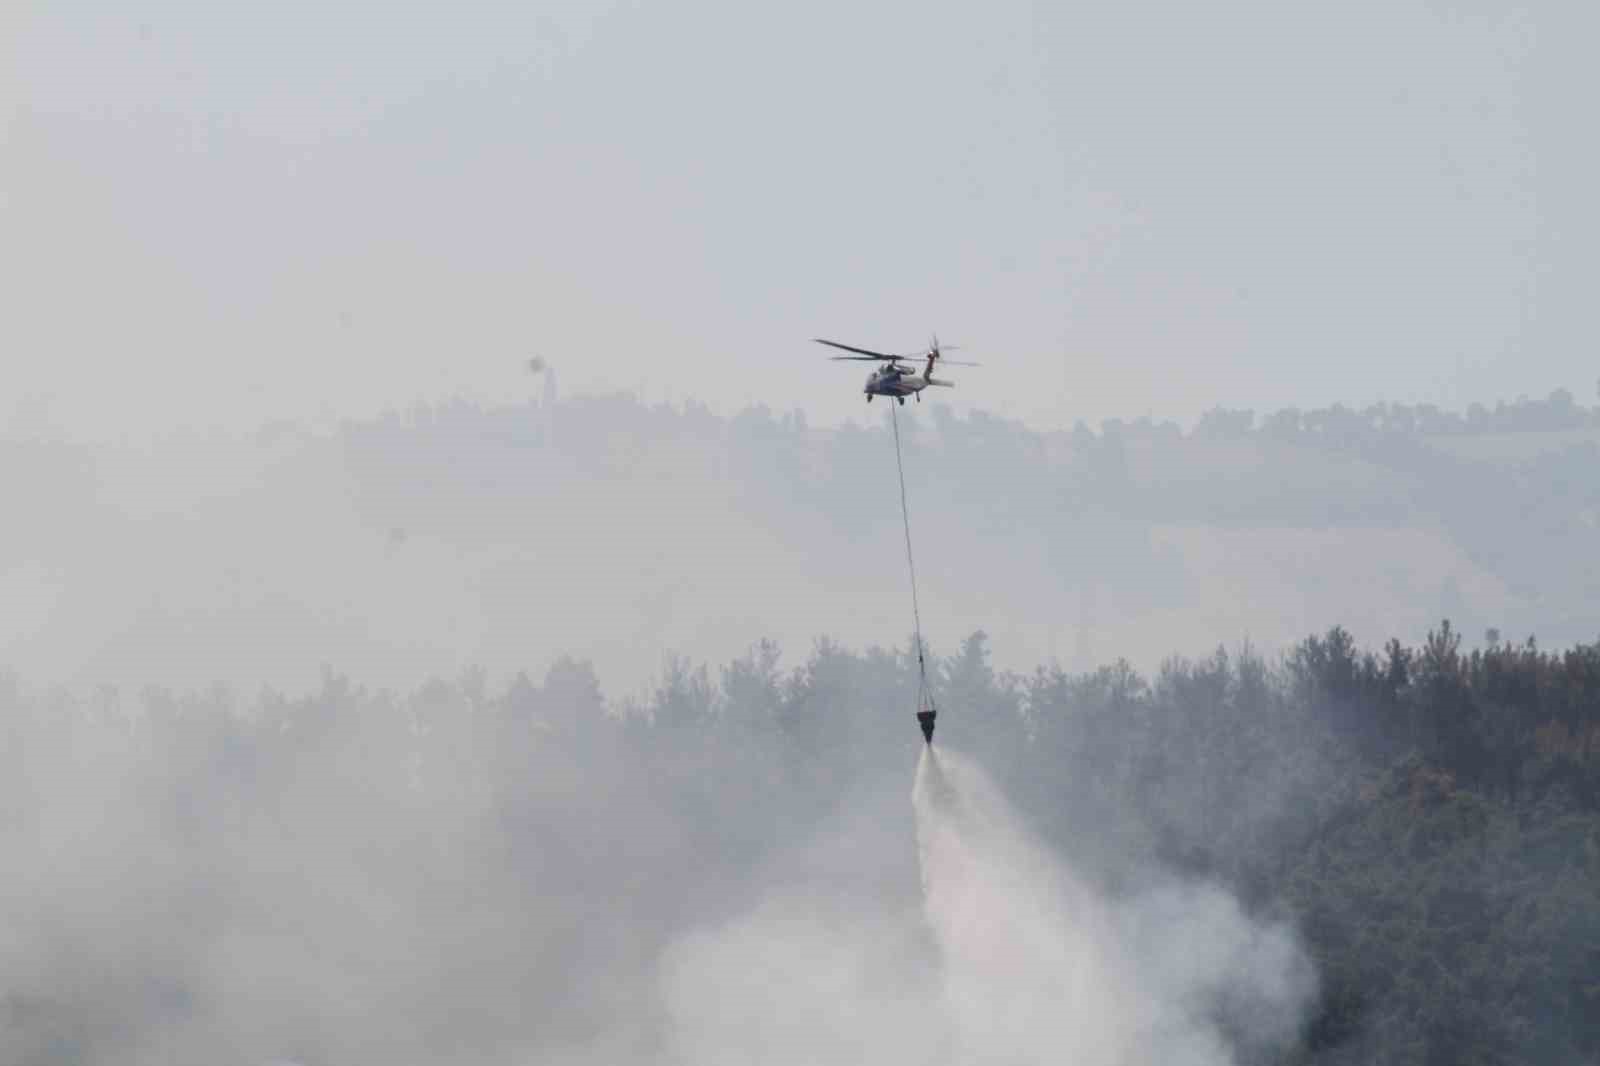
[{"x1": 5, "y1": 1, "x2": 1597, "y2": 440}]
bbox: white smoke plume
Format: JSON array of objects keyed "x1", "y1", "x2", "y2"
[
  {"x1": 915, "y1": 748, "x2": 1316, "y2": 1063},
  {"x1": 662, "y1": 748, "x2": 1316, "y2": 1065}
]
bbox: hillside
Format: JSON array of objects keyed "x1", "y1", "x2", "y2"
[{"x1": 4, "y1": 391, "x2": 1597, "y2": 695}]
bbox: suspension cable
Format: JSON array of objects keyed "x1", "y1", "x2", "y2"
[{"x1": 890, "y1": 403, "x2": 933, "y2": 711}]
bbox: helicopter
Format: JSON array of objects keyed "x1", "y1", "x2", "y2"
[{"x1": 814, "y1": 335, "x2": 979, "y2": 404}]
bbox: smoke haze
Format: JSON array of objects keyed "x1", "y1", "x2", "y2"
[
  {"x1": 5, "y1": 394, "x2": 1597, "y2": 697},
  {"x1": 913, "y1": 750, "x2": 1312, "y2": 1064},
  {"x1": 0, "y1": 656, "x2": 1315, "y2": 1064},
  {"x1": 662, "y1": 748, "x2": 1317, "y2": 1066},
  {"x1": 6, "y1": 1, "x2": 1596, "y2": 436},
  {"x1": 5, "y1": 1, "x2": 1596, "y2": 1058}
]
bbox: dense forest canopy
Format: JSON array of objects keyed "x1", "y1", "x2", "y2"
[{"x1": 3, "y1": 621, "x2": 1598, "y2": 1064}]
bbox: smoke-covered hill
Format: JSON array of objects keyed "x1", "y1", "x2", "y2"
[{"x1": 4, "y1": 391, "x2": 1597, "y2": 696}]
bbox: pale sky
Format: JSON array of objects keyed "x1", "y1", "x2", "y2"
[{"x1": 5, "y1": 0, "x2": 1596, "y2": 440}]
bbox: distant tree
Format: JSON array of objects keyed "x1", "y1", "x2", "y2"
[
  {"x1": 541, "y1": 656, "x2": 607, "y2": 740},
  {"x1": 1194, "y1": 407, "x2": 1255, "y2": 439},
  {"x1": 1262, "y1": 407, "x2": 1302, "y2": 440},
  {"x1": 940, "y1": 630, "x2": 1023, "y2": 776},
  {"x1": 650, "y1": 654, "x2": 714, "y2": 733},
  {"x1": 720, "y1": 639, "x2": 783, "y2": 735}
]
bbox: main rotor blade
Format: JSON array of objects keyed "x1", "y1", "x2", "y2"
[
  {"x1": 814, "y1": 338, "x2": 904, "y2": 360},
  {"x1": 936, "y1": 359, "x2": 981, "y2": 366},
  {"x1": 829, "y1": 355, "x2": 889, "y2": 361}
]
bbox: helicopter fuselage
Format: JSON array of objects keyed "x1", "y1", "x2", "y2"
[{"x1": 865, "y1": 365, "x2": 929, "y2": 401}]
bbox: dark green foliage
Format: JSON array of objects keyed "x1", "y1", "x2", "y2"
[
  {"x1": 1029, "y1": 625, "x2": 1600, "y2": 1065},
  {"x1": 673, "y1": 624, "x2": 1587, "y2": 1063}
]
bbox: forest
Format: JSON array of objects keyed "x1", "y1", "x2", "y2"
[{"x1": 3, "y1": 621, "x2": 1597, "y2": 1064}]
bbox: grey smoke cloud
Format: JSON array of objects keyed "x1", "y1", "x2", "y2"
[
  {"x1": 659, "y1": 749, "x2": 1315, "y2": 1065},
  {"x1": 0, "y1": 660, "x2": 1314, "y2": 1066}
]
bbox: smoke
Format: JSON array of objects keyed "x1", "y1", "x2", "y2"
[
  {"x1": 0, "y1": 652, "x2": 1315, "y2": 1066},
  {"x1": 0, "y1": 676, "x2": 1315, "y2": 1066},
  {"x1": 916, "y1": 748, "x2": 1315, "y2": 1063},
  {"x1": 659, "y1": 747, "x2": 1315, "y2": 1066},
  {"x1": 0, "y1": 678, "x2": 664, "y2": 1065}
]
